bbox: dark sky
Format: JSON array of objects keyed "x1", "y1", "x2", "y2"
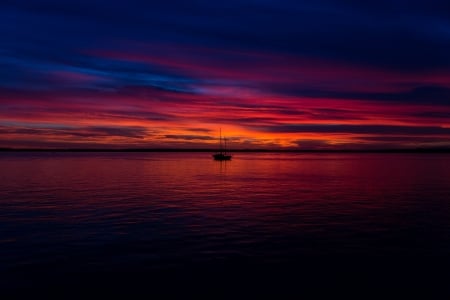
[{"x1": 1, "y1": 0, "x2": 450, "y2": 149}]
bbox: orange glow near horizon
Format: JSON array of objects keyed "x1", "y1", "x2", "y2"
[
  {"x1": 2, "y1": 45, "x2": 450, "y2": 149},
  {"x1": 2, "y1": 89, "x2": 450, "y2": 149}
]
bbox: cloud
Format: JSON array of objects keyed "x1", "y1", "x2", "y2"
[
  {"x1": 186, "y1": 127, "x2": 212, "y2": 133},
  {"x1": 359, "y1": 136, "x2": 448, "y2": 143},
  {"x1": 413, "y1": 111, "x2": 450, "y2": 119},
  {"x1": 3, "y1": 0, "x2": 450, "y2": 74},
  {"x1": 164, "y1": 134, "x2": 214, "y2": 141},
  {"x1": 277, "y1": 86, "x2": 450, "y2": 105},
  {"x1": 296, "y1": 139, "x2": 331, "y2": 150},
  {"x1": 259, "y1": 124, "x2": 450, "y2": 135},
  {"x1": 0, "y1": 125, "x2": 149, "y2": 139}
]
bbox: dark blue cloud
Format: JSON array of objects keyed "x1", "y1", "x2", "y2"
[
  {"x1": 272, "y1": 86, "x2": 450, "y2": 105},
  {"x1": 414, "y1": 111, "x2": 450, "y2": 119},
  {"x1": 259, "y1": 124, "x2": 450, "y2": 135},
  {"x1": 2, "y1": 0, "x2": 449, "y2": 79},
  {"x1": 1, "y1": 0, "x2": 449, "y2": 115}
]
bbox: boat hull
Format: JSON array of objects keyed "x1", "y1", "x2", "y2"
[{"x1": 213, "y1": 153, "x2": 232, "y2": 161}]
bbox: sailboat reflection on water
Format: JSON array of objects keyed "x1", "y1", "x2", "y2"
[{"x1": 213, "y1": 129, "x2": 232, "y2": 161}]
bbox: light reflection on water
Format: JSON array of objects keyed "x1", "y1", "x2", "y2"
[{"x1": 1, "y1": 152, "x2": 450, "y2": 291}]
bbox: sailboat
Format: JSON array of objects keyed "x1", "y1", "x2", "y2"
[{"x1": 213, "y1": 129, "x2": 232, "y2": 161}]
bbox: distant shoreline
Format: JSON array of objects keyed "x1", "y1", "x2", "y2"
[{"x1": 1, "y1": 148, "x2": 450, "y2": 153}]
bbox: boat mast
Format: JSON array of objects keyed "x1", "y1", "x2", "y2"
[
  {"x1": 219, "y1": 128, "x2": 223, "y2": 154},
  {"x1": 224, "y1": 137, "x2": 227, "y2": 155}
]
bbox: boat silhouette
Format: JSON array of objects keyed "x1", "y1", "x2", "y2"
[{"x1": 213, "y1": 129, "x2": 232, "y2": 161}]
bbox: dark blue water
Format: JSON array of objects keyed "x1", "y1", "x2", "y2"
[{"x1": 1, "y1": 152, "x2": 450, "y2": 296}]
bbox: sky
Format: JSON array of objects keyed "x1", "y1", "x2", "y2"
[{"x1": 1, "y1": 0, "x2": 450, "y2": 149}]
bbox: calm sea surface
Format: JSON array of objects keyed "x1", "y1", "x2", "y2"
[{"x1": 1, "y1": 152, "x2": 450, "y2": 295}]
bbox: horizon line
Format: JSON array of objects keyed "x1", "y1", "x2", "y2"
[{"x1": 1, "y1": 147, "x2": 450, "y2": 153}]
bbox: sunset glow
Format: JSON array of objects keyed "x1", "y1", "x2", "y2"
[{"x1": 1, "y1": 1, "x2": 450, "y2": 149}]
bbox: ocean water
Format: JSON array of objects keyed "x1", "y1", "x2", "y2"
[{"x1": 1, "y1": 152, "x2": 450, "y2": 296}]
